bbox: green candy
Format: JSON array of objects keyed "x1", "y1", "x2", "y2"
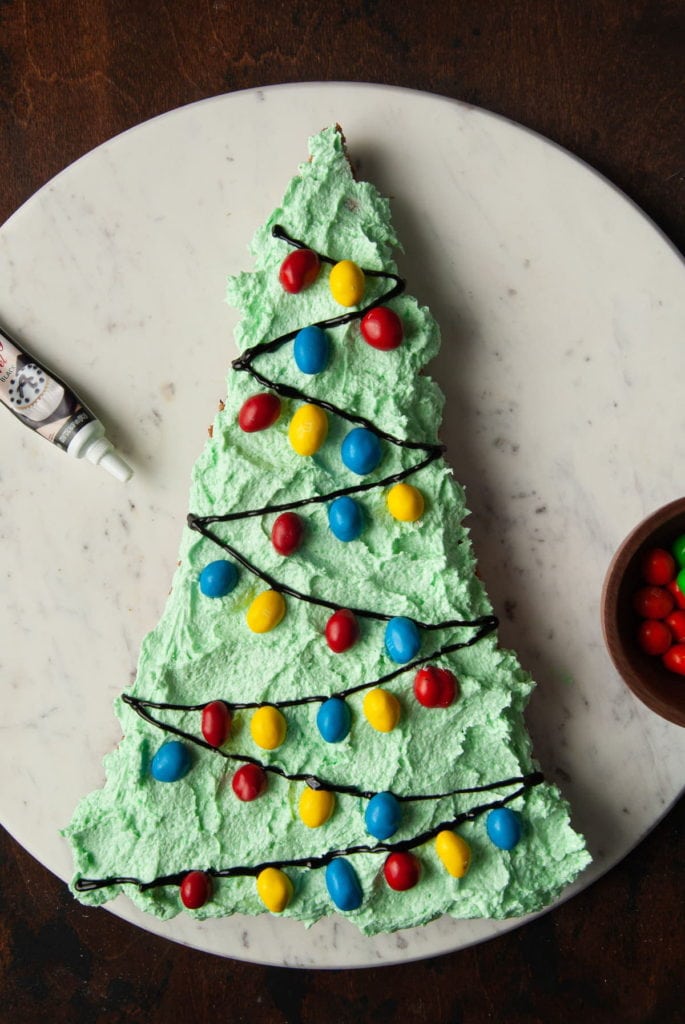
[{"x1": 672, "y1": 534, "x2": 685, "y2": 570}]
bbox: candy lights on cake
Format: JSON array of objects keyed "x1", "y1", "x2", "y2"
[
  {"x1": 288, "y1": 403, "x2": 328, "y2": 456},
  {"x1": 299, "y1": 786, "x2": 336, "y2": 828},
  {"x1": 246, "y1": 590, "x2": 286, "y2": 633},
  {"x1": 293, "y1": 325, "x2": 330, "y2": 374},
  {"x1": 327, "y1": 495, "x2": 364, "y2": 541},
  {"x1": 201, "y1": 700, "x2": 232, "y2": 747},
  {"x1": 81, "y1": 228, "x2": 538, "y2": 918},
  {"x1": 329, "y1": 259, "x2": 365, "y2": 307},
  {"x1": 278, "y1": 247, "x2": 321, "y2": 293}
]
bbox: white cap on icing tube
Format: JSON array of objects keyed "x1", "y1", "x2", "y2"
[
  {"x1": 95, "y1": 446, "x2": 134, "y2": 482},
  {"x1": 82, "y1": 432, "x2": 133, "y2": 482}
]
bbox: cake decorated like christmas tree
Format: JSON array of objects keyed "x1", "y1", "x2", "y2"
[{"x1": 65, "y1": 126, "x2": 589, "y2": 935}]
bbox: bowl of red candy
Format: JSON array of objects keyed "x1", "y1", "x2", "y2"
[{"x1": 602, "y1": 497, "x2": 685, "y2": 727}]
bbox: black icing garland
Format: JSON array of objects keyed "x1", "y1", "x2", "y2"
[{"x1": 75, "y1": 228, "x2": 542, "y2": 898}]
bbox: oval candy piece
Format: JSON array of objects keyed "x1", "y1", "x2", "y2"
[
  {"x1": 294, "y1": 325, "x2": 330, "y2": 374},
  {"x1": 250, "y1": 705, "x2": 287, "y2": 750},
  {"x1": 325, "y1": 858, "x2": 363, "y2": 911},
  {"x1": 316, "y1": 697, "x2": 351, "y2": 743},
  {"x1": 279, "y1": 248, "x2": 320, "y2": 293},
  {"x1": 151, "y1": 740, "x2": 192, "y2": 783},
  {"x1": 198, "y1": 559, "x2": 238, "y2": 598},
  {"x1": 667, "y1": 578, "x2": 685, "y2": 609},
  {"x1": 328, "y1": 496, "x2": 363, "y2": 542},
  {"x1": 385, "y1": 617, "x2": 421, "y2": 663},
  {"x1": 325, "y1": 609, "x2": 359, "y2": 653},
  {"x1": 238, "y1": 393, "x2": 281, "y2": 433},
  {"x1": 246, "y1": 590, "x2": 286, "y2": 633},
  {"x1": 364, "y1": 792, "x2": 401, "y2": 840},
  {"x1": 363, "y1": 688, "x2": 401, "y2": 733},
  {"x1": 387, "y1": 482, "x2": 424, "y2": 523},
  {"x1": 201, "y1": 700, "x2": 232, "y2": 747},
  {"x1": 341, "y1": 427, "x2": 382, "y2": 476},
  {"x1": 384, "y1": 852, "x2": 420, "y2": 891},
  {"x1": 360, "y1": 306, "x2": 403, "y2": 350},
  {"x1": 180, "y1": 870, "x2": 212, "y2": 909},
  {"x1": 256, "y1": 866, "x2": 293, "y2": 913},
  {"x1": 413, "y1": 666, "x2": 458, "y2": 708},
  {"x1": 232, "y1": 763, "x2": 267, "y2": 802},
  {"x1": 641, "y1": 547, "x2": 676, "y2": 585},
  {"x1": 329, "y1": 260, "x2": 365, "y2": 307},
  {"x1": 663, "y1": 643, "x2": 685, "y2": 675},
  {"x1": 299, "y1": 785, "x2": 336, "y2": 828},
  {"x1": 435, "y1": 830, "x2": 471, "y2": 878},
  {"x1": 288, "y1": 403, "x2": 328, "y2": 456},
  {"x1": 271, "y1": 511, "x2": 304, "y2": 556},
  {"x1": 486, "y1": 807, "x2": 521, "y2": 850}
]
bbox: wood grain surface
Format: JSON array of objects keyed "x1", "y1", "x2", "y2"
[{"x1": 0, "y1": 2, "x2": 683, "y2": 1022}]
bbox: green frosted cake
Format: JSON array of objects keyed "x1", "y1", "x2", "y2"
[{"x1": 64, "y1": 126, "x2": 590, "y2": 935}]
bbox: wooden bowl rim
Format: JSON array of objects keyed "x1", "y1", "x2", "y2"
[{"x1": 601, "y1": 497, "x2": 685, "y2": 727}]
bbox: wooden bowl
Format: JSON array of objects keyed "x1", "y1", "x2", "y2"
[{"x1": 601, "y1": 497, "x2": 685, "y2": 727}]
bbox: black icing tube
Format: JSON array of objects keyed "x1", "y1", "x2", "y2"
[{"x1": 0, "y1": 323, "x2": 132, "y2": 481}]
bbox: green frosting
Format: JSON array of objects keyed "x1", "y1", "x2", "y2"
[{"x1": 64, "y1": 127, "x2": 590, "y2": 934}]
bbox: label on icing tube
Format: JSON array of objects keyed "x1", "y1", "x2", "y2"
[
  {"x1": 0, "y1": 324, "x2": 132, "y2": 480},
  {"x1": 0, "y1": 329, "x2": 95, "y2": 449}
]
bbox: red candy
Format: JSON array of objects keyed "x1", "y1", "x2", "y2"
[
  {"x1": 662, "y1": 644, "x2": 685, "y2": 676},
  {"x1": 325, "y1": 609, "x2": 359, "y2": 653},
  {"x1": 666, "y1": 610, "x2": 685, "y2": 643},
  {"x1": 238, "y1": 393, "x2": 281, "y2": 433},
  {"x1": 637, "y1": 620, "x2": 672, "y2": 656},
  {"x1": 201, "y1": 700, "x2": 232, "y2": 748},
  {"x1": 272, "y1": 512, "x2": 304, "y2": 555},
  {"x1": 383, "y1": 852, "x2": 420, "y2": 891},
  {"x1": 413, "y1": 666, "x2": 458, "y2": 708},
  {"x1": 232, "y1": 764, "x2": 267, "y2": 801},
  {"x1": 279, "y1": 248, "x2": 321, "y2": 293},
  {"x1": 666, "y1": 578, "x2": 685, "y2": 610},
  {"x1": 641, "y1": 547, "x2": 676, "y2": 586},
  {"x1": 180, "y1": 870, "x2": 212, "y2": 909},
  {"x1": 360, "y1": 307, "x2": 403, "y2": 351},
  {"x1": 632, "y1": 585, "x2": 674, "y2": 620}
]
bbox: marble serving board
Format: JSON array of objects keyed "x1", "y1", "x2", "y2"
[{"x1": 0, "y1": 84, "x2": 683, "y2": 969}]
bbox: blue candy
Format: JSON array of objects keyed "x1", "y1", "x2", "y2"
[
  {"x1": 384, "y1": 617, "x2": 421, "y2": 663},
  {"x1": 341, "y1": 427, "x2": 382, "y2": 475},
  {"x1": 325, "y1": 858, "x2": 363, "y2": 912},
  {"x1": 365, "y1": 792, "x2": 401, "y2": 840},
  {"x1": 151, "y1": 740, "x2": 192, "y2": 783},
  {"x1": 486, "y1": 807, "x2": 521, "y2": 850},
  {"x1": 199, "y1": 559, "x2": 238, "y2": 598},
  {"x1": 293, "y1": 325, "x2": 330, "y2": 374},
  {"x1": 328, "y1": 496, "x2": 363, "y2": 541},
  {"x1": 317, "y1": 697, "x2": 351, "y2": 743}
]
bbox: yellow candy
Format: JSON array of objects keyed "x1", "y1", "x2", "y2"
[
  {"x1": 299, "y1": 785, "x2": 335, "y2": 828},
  {"x1": 435, "y1": 830, "x2": 471, "y2": 878},
  {"x1": 250, "y1": 705, "x2": 287, "y2": 750},
  {"x1": 288, "y1": 403, "x2": 328, "y2": 456},
  {"x1": 246, "y1": 590, "x2": 286, "y2": 633},
  {"x1": 363, "y1": 688, "x2": 401, "y2": 733},
  {"x1": 387, "y1": 482, "x2": 425, "y2": 522},
  {"x1": 256, "y1": 867, "x2": 293, "y2": 913},
  {"x1": 329, "y1": 260, "x2": 365, "y2": 307}
]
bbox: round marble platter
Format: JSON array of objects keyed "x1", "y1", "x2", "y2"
[{"x1": 1, "y1": 84, "x2": 683, "y2": 969}]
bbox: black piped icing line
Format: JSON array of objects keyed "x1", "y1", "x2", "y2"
[
  {"x1": 120, "y1": 691, "x2": 542, "y2": 804},
  {"x1": 75, "y1": 773, "x2": 542, "y2": 892},
  {"x1": 75, "y1": 228, "x2": 542, "y2": 897}
]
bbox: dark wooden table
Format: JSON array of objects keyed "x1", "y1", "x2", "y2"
[{"x1": 1, "y1": 3, "x2": 683, "y2": 1022}]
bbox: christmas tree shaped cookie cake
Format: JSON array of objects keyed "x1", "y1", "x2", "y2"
[{"x1": 65, "y1": 126, "x2": 589, "y2": 935}]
